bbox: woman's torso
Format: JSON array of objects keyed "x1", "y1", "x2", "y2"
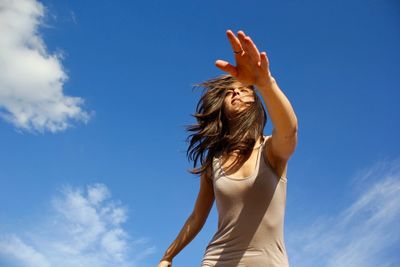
[{"x1": 200, "y1": 135, "x2": 289, "y2": 267}]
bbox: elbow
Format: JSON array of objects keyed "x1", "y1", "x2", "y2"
[
  {"x1": 287, "y1": 120, "x2": 298, "y2": 141},
  {"x1": 273, "y1": 125, "x2": 298, "y2": 140},
  {"x1": 291, "y1": 115, "x2": 298, "y2": 134},
  {"x1": 272, "y1": 127, "x2": 298, "y2": 159}
]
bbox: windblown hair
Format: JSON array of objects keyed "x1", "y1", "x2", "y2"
[{"x1": 186, "y1": 74, "x2": 267, "y2": 178}]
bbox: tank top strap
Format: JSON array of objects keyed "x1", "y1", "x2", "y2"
[
  {"x1": 213, "y1": 135, "x2": 268, "y2": 174},
  {"x1": 262, "y1": 135, "x2": 269, "y2": 146},
  {"x1": 256, "y1": 135, "x2": 269, "y2": 162},
  {"x1": 257, "y1": 135, "x2": 269, "y2": 150}
]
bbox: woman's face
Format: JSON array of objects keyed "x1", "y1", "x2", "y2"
[{"x1": 223, "y1": 82, "x2": 255, "y2": 119}]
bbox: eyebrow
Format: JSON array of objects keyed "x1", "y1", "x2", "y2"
[
  {"x1": 226, "y1": 88, "x2": 252, "y2": 95},
  {"x1": 227, "y1": 87, "x2": 251, "y2": 91}
]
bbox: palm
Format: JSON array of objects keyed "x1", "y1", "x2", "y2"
[
  {"x1": 235, "y1": 51, "x2": 259, "y2": 85},
  {"x1": 215, "y1": 30, "x2": 272, "y2": 88}
]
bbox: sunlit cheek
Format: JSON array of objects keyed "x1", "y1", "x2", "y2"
[{"x1": 242, "y1": 95, "x2": 255, "y2": 103}]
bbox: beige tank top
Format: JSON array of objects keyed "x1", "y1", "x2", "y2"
[{"x1": 200, "y1": 135, "x2": 289, "y2": 267}]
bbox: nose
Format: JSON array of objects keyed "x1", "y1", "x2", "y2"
[{"x1": 233, "y1": 88, "x2": 241, "y2": 96}]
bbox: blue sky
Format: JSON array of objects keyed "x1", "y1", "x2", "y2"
[{"x1": 0, "y1": 0, "x2": 399, "y2": 266}]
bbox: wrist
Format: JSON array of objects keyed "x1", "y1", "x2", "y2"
[{"x1": 256, "y1": 74, "x2": 275, "y2": 90}]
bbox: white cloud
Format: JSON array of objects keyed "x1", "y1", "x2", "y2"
[
  {"x1": 287, "y1": 157, "x2": 400, "y2": 267},
  {"x1": 0, "y1": 235, "x2": 50, "y2": 267},
  {"x1": 0, "y1": 0, "x2": 90, "y2": 133},
  {"x1": 0, "y1": 183, "x2": 156, "y2": 267}
]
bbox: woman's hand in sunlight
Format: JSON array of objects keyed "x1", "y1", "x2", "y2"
[{"x1": 215, "y1": 29, "x2": 274, "y2": 89}]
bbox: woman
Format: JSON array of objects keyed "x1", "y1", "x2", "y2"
[{"x1": 157, "y1": 29, "x2": 298, "y2": 267}]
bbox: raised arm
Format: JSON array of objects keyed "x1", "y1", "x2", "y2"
[
  {"x1": 158, "y1": 170, "x2": 215, "y2": 266},
  {"x1": 215, "y1": 29, "x2": 298, "y2": 174}
]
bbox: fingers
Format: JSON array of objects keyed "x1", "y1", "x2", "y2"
[
  {"x1": 245, "y1": 36, "x2": 261, "y2": 61},
  {"x1": 260, "y1": 52, "x2": 269, "y2": 70},
  {"x1": 222, "y1": 29, "x2": 270, "y2": 78},
  {"x1": 226, "y1": 30, "x2": 243, "y2": 54},
  {"x1": 215, "y1": 60, "x2": 238, "y2": 76},
  {"x1": 227, "y1": 29, "x2": 261, "y2": 62},
  {"x1": 237, "y1": 31, "x2": 260, "y2": 61}
]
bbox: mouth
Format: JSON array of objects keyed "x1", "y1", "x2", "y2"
[{"x1": 232, "y1": 98, "x2": 242, "y2": 104}]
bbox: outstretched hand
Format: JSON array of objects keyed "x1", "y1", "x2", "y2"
[{"x1": 215, "y1": 30, "x2": 274, "y2": 88}]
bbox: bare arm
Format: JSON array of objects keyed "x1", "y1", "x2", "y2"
[
  {"x1": 215, "y1": 29, "x2": 298, "y2": 164},
  {"x1": 159, "y1": 169, "x2": 215, "y2": 263},
  {"x1": 258, "y1": 77, "x2": 297, "y2": 161}
]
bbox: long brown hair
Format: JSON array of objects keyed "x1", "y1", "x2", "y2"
[{"x1": 185, "y1": 74, "x2": 267, "y2": 178}]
